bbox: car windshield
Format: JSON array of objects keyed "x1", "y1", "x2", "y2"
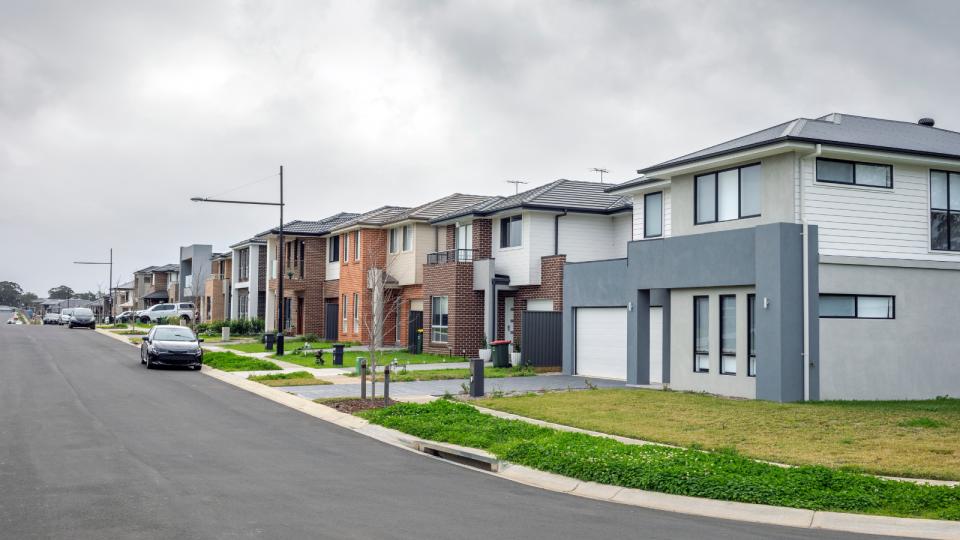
[
  {"x1": 63, "y1": 310, "x2": 73, "y2": 316},
  {"x1": 153, "y1": 328, "x2": 197, "y2": 342},
  {"x1": 74, "y1": 309, "x2": 93, "y2": 316}
]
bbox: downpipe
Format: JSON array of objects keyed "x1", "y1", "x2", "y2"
[{"x1": 799, "y1": 143, "x2": 821, "y2": 401}]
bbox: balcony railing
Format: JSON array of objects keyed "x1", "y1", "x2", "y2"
[{"x1": 426, "y1": 249, "x2": 475, "y2": 265}]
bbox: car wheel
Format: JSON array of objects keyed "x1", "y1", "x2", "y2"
[
  {"x1": 140, "y1": 317, "x2": 150, "y2": 324},
  {"x1": 194, "y1": 365, "x2": 202, "y2": 371},
  {"x1": 68, "y1": 324, "x2": 73, "y2": 329},
  {"x1": 140, "y1": 348, "x2": 146, "y2": 364},
  {"x1": 146, "y1": 355, "x2": 153, "y2": 369}
]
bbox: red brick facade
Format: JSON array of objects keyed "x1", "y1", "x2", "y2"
[
  {"x1": 423, "y1": 260, "x2": 485, "y2": 356},
  {"x1": 336, "y1": 229, "x2": 401, "y2": 346},
  {"x1": 204, "y1": 258, "x2": 232, "y2": 321},
  {"x1": 268, "y1": 236, "x2": 330, "y2": 336},
  {"x1": 472, "y1": 219, "x2": 492, "y2": 258},
  {"x1": 495, "y1": 255, "x2": 566, "y2": 347}
]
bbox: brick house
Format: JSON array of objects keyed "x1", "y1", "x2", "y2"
[
  {"x1": 258, "y1": 213, "x2": 360, "y2": 336},
  {"x1": 425, "y1": 180, "x2": 633, "y2": 357},
  {"x1": 137, "y1": 264, "x2": 179, "y2": 309},
  {"x1": 229, "y1": 237, "x2": 267, "y2": 321},
  {"x1": 201, "y1": 252, "x2": 232, "y2": 322}
]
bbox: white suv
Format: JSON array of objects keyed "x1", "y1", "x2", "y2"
[{"x1": 138, "y1": 303, "x2": 195, "y2": 324}]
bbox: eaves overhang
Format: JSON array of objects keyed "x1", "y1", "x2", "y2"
[{"x1": 429, "y1": 204, "x2": 631, "y2": 226}]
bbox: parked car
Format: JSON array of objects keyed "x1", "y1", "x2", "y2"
[
  {"x1": 60, "y1": 309, "x2": 75, "y2": 325},
  {"x1": 140, "y1": 325, "x2": 204, "y2": 370},
  {"x1": 137, "y1": 303, "x2": 195, "y2": 324},
  {"x1": 68, "y1": 308, "x2": 96, "y2": 329},
  {"x1": 115, "y1": 311, "x2": 134, "y2": 323},
  {"x1": 43, "y1": 313, "x2": 61, "y2": 324},
  {"x1": 5, "y1": 318, "x2": 14, "y2": 324}
]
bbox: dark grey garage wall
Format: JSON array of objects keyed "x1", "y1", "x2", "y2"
[{"x1": 563, "y1": 222, "x2": 819, "y2": 402}]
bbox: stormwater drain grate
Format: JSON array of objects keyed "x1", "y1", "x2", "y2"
[{"x1": 418, "y1": 442, "x2": 501, "y2": 472}]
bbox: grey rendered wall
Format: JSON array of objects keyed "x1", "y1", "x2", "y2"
[
  {"x1": 819, "y1": 262, "x2": 960, "y2": 400},
  {"x1": 671, "y1": 152, "x2": 797, "y2": 238}
]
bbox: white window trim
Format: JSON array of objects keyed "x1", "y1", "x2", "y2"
[{"x1": 353, "y1": 292, "x2": 359, "y2": 332}]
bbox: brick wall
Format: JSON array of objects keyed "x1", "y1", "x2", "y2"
[
  {"x1": 396, "y1": 284, "x2": 424, "y2": 347},
  {"x1": 495, "y1": 255, "x2": 566, "y2": 347},
  {"x1": 445, "y1": 224, "x2": 456, "y2": 250},
  {"x1": 337, "y1": 228, "x2": 391, "y2": 346},
  {"x1": 472, "y1": 219, "x2": 492, "y2": 258},
  {"x1": 148, "y1": 273, "x2": 168, "y2": 294},
  {"x1": 423, "y1": 261, "x2": 485, "y2": 357},
  {"x1": 268, "y1": 236, "x2": 328, "y2": 336}
]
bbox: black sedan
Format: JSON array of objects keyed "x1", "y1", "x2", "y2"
[
  {"x1": 140, "y1": 326, "x2": 204, "y2": 370},
  {"x1": 68, "y1": 308, "x2": 97, "y2": 329}
]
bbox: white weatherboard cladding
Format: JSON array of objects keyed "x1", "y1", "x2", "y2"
[
  {"x1": 326, "y1": 241, "x2": 340, "y2": 281},
  {"x1": 633, "y1": 188, "x2": 672, "y2": 241},
  {"x1": 558, "y1": 212, "x2": 630, "y2": 263},
  {"x1": 492, "y1": 212, "x2": 531, "y2": 285},
  {"x1": 386, "y1": 223, "x2": 431, "y2": 286},
  {"x1": 527, "y1": 212, "x2": 555, "y2": 284},
  {"x1": 800, "y1": 154, "x2": 960, "y2": 263},
  {"x1": 575, "y1": 307, "x2": 628, "y2": 379},
  {"x1": 650, "y1": 306, "x2": 663, "y2": 383}
]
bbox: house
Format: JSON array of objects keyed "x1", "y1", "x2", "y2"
[
  {"x1": 424, "y1": 180, "x2": 633, "y2": 357},
  {"x1": 179, "y1": 244, "x2": 212, "y2": 304},
  {"x1": 111, "y1": 281, "x2": 134, "y2": 316},
  {"x1": 229, "y1": 237, "x2": 267, "y2": 321},
  {"x1": 257, "y1": 212, "x2": 360, "y2": 336},
  {"x1": 565, "y1": 113, "x2": 960, "y2": 401},
  {"x1": 134, "y1": 264, "x2": 178, "y2": 309},
  {"x1": 201, "y1": 252, "x2": 232, "y2": 322}
]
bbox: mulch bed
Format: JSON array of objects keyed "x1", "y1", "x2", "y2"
[{"x1": 316, "y1": 397, "x2": 400, "y2": 414}]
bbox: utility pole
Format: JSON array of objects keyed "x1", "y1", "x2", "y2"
[
  {"x1": 588, "y1": 168, "x2": 610, "y2": 183},
  {"x1": 75, "y1": 248, "x2": 113, "y2": 322},
  {"x1": 504, "y1": 180, "x2": 528, "y2": 195}
]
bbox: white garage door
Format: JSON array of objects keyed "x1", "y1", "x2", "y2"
[
  {"x1": 576, "y1": 307, "x2": 628, "y2": 379},
  {"x1": 650, "y1": 307, "x2": 663, "y2": 383}
]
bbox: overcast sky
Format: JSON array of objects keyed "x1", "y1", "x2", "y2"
[{"x1": 3, "y1": 0, "x2": 960, "y2": 297}]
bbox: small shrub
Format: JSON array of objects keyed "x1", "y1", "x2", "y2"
[
  {"x1": 249, "y1": 317, "x2": 265, "y2": 334},
  {"x1": 301, "y1": 332, "x2": 320, "y2": 342}
]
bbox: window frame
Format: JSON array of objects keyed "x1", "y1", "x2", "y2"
[
  {"x1": 816, "y1": 157, "x2": 893, "y2": 189},
  {"x1": 694, "y1": 163, "x2": 762, "y2": 225},
  {"x1": 343, "y1": 233, "x2": 349, "y2": 261},
  {"x1": 693, "y1": 295, "x2": 709, "y2": 373},
  {"x1": 402, "y1": 225, "x2": 412, "y2": 251},
  {"x1": 342, "y1": 294, "x2": 348, "y2": 331},
  {"x1": 353, "y1": 292, "x2": 359, "y2": 332},
  {"x1": 329, "y1": 235, "x2": 340, "y2": 262},
  {"x1": 719, "y1": 294, "x2": 737, "y2": 376},
  {"x1": 747, "y1": 294, "x2": 756, "y2": 377},
  {"x1": 930, "y1": 169, "x2": 960, "y2": 252},
  {"x1": 389, "y1": 228, "x2": 397, "y2": 253},
  {"x1": 818, "y1": 294, "x2": 896, "y2": 319},
  {"x1": 499, "y1": 215, "x2": 523, "y2": 248},
  {"x1": 644, "y1": 191, "x2": 663, "y2": 238},
  {"x1": 354, "y1": 231, "x2": 360, "y2": 260},
  {"x1": 431, "y1": 295, "x2": 449, "y2": 343}
]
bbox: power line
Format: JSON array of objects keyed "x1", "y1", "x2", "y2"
[
  {"x1": 204, "y1": 172, "x2": 280, "y2": 200},
  {"x1": 504, "y1": 180, "x2": 528, "y2": 195},
  {"x1": 588, "y1": 168, "x2": 610, "y2": 183}
]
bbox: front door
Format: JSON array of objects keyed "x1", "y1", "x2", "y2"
[
  {"x1": 296, "y1": 297, "x2": 304, "y2": 335},
  {"x1": 325, "y1": 303, "x2": 339, "y2": 341},
  {"x1": 505, "y1": 297, "x2": 514, "y2": 348}
]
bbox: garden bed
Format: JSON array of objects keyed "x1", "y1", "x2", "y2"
[
  {"x1": 360, "y1": 400, "x2": 960, "y2": 521},
  {"x1": 315, "y1": 397, "x2": 399, "y2": 413}
]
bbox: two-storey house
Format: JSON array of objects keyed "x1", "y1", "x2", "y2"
[
  {"x1": 230, "y1": 237, "x2": 267, "y2": 321},
  {"x1": 201, "y1": 252, "x2": 232, "y2": 322},
  {"x1": 566, "y1": 113, "x2": 960, "y2": 402},
  {"x1": 424, "y1": 180, "x2": 632, "y2": 357}
]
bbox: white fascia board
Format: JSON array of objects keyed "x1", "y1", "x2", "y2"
[
  {"x1": 607, "y1": 179, "x2": 672, "y2": 197},
  {"x1": 641, "y1": 141, "x2": 814, "y2": 180},
  {"x1": 819, "y1": 145, "x2": 960, "y2": 168}
]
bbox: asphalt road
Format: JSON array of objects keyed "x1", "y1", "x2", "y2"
[{"x1": 0, "y1": 325, "x2": 900, "y2": 539}]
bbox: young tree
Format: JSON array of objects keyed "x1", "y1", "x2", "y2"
[
  {"x1": 360, "y1": 234, "x2": 410, "y2": 400},
  {"x1": 47, "y1": 285, "x2": 75, "y2": 300},
  {"x1": 0, "y1": 281, "x2": 23, "y2": 306},
  {"x1": 19, "y1": 292, "x2": 38, "y2": 309},
  {"x1": 75, "y1": 291, "x2": 98, "y2": 301}
]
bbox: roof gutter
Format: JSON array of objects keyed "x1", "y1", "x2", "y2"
[{"x1": 555, "y1": 209, "x2": 567, "y2": 255}]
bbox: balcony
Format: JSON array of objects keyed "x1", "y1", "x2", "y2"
[{"x1": 426, "y1": 249, "x2": 475, "y2": 265}]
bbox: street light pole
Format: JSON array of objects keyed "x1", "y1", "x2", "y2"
[
  {"x1": 75, "y1": 248, "x2": 113, "y2": 323},
  {"x1": 191, "y1": 166, "x2": 286, "y2": 354}
]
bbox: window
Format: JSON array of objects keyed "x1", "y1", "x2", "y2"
[
  {"x1": 819, "y1": 294, "x2": 895, "y2": 319},
  {"x1": 695, "y1": 164, "x2": 761, "y2": 225},
  {"x1": 329, "y1": 235, "x2": 340, "y2": 262},
  {"x1": 644, "y1": 192, "x2": 663, "y2": 238},
  {"x1": 286, "y1": 242, "x2": 291, "y2": 264},
  {"x1": 500, "y1": 215, "x2": 522, "y2": 248},
  {"x1": 931, "y1": 170, "x2": 960, "y2": 251},
  {"x1": 402, "y1": 225, "x2": 411, "y2": 251},
  {"x1": 389, "y1": 228, "x2": 397, "y2": 253},
  {"x1": 747, "y1": 294, "x2": 756, "y2": 377},
  {"x1": 354, "y1": 231, "x2": 359, "y2": 260},
  {"x1": 239, "y1": 248, "x2": 249, "y2": 281},
  {"x1": 342, "y1": 294, "x2": 348, "y2": 332},
  {"x1": 353, "y1": 293, "x2": 359, "y2": 332},
  {"x1": 343, "y1": 233, "x2": 349, "y2": 261},
  {"x1": 456, "y1": 224, "x2": 473, "y2": 251},
  {"x1": 817, "y1": 158, "x2": 892, "y2": 189},
  {"x1": 284, "y1": 297, "x2": 292, "y2": 329},
  {"x1": 693, "y1": 296, "x2": 709, "y2": 372},
  {"x1": 239, "y1": 295, "x2": 249, "y2": 319},
  {"x1": 432, "y1": 296, "x2": 448, "y2": 343},
  {"x1": 206, "y1": 297, "x2": 211, "y2": 318},
  {"x1": 720, "y1": 295, "x2": 736, "y2": 375}
]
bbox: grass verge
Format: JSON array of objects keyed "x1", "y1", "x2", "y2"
[
  {"x1": 202, "y1": 351, "x2": 282, "y2": 372},
  {"x1": 343, "y1": 366, "x2": 542, "y2": 382},
  {"x1": 269, "y1": 350, "x2": 460, "y2": 368},
  {"x1": 360, "y1": 400, "x2": 960, "y2": 521},
  {"x1": 475, "y1": 388, "x2": 960, "y2": 481},
  {"x1": 248, "y1": 371, "x2": 331, "y2": 387}
]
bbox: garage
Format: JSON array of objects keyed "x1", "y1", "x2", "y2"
[{"x1": 575, "y1": 307, "x2": 627, "y2": 379}]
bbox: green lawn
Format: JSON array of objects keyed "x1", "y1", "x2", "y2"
[
  {"x1": 202, "y1": 351, "x2": 282, "y2": 372},
  {"x1": 343, "y1": 366, "x2": 541, "y2": 382},
  {"x1": 220, "y1": 340, "x2": 360, "y2": 354},
  {"x1": 361, "y1": 400, "x2": 960, "y2": 521},
  {"x1": 268, "y1": 350, "x2": 464, "y2": 369},
  {"x1": 248, "y1": 371, "x2": 332, "y2": 387},
  {"x1": 475, "y1": 388, "x2": 960, "y2": 481}
]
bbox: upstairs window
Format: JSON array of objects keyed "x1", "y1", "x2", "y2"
[
  {"x1": 819, "y1": 294, "x2": 895, "y2": 319},
  {"x1": 343, "y1": 233, "x2": 349, "y2": 261},
  {"x1": 456, "y1": 224, "x2": 473, "y2": 251},
  {"x1": 817, "y1": 158, "x2": 892, "y2": 189},
  {"x1": 931, "y1": 170, "x2": 960, "y2": 251},
  {"x1": 402, "y1": 225, "x2": 412, "y2": 251},
  {"x1": 354, "y1": 231, "x2": 360, "y2": 260},
  {"x1": 389, "y1": 229, "x2": 397, "y2": 253},
  {"x1": 695, "y1": 164, "x2": 761, "y2": 225},
  {"x1": 500, "y1": 215, "x2": 522, "y2": 248},
  {"x1": 329, "y1": 235, "x2": 340, "y2": 262},
  {"x1": 644, "y1": 192, "x2": 663, "y2": 238}
]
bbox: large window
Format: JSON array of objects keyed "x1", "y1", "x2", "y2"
[
  {"x1": 500, "y1": 215, "x2": 522, "y2": 248},
  {"x1": 402, "y1": 225, "x2": 412, "y2": 251},
  {"x1": 931, "y1": 170, "x2": 960, "y2": 251},
  {"x1": 239, "y1": 294, "x2": 249, "y2": 319},
  {"x1": 354, "y1": 231, "x2": 360, "y2": 260},
  {"x1": 817, "y1": 158, "x2": 892, "y2": 189},
  {"x1": 695, "y1": 164, "x2": 761, "y2": 225},
  {"x1": 720, "y1": 295, "x2": 736, "y2": 375},
  {"x1": 353, "y1": 293, "x2": 359, "y2": 332},
  {"x1": 343, "y1": 233, "x2": 349, "y2": 261},
  {"x1": 693, "y1": 296, "x2": 709, "y2": 373},
  {"x1": 432, "y1": 296, "x2": 448, "y2": 343},
  {"x1": 456, "y1": 224, "x2": 472, "y2": 251},
  {"x1": 329, "y1": 235, "x2": 340, "y2": 262},
  {"x1": 819, "y1": 294, "x2": 894, "y2": 319},
  {"x1": 747, "y1": 294, "x2": 756, "y2": 377},
  {"x1": 389, "y1": 228, "x2": 397, "y2": 253},
  {"x1": 644, "y1": 192, "x2": 663, "y2": 238},
  {"x1": 238, "y1": 249, "x2": 249, "y2": 281},
  {"x1": 342, "y1": 294, "x2": 347, "y2": 332}
]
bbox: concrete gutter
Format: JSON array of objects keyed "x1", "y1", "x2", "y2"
[{"x1": 193, "y1": 362, "x2": 960, "y2": 540}]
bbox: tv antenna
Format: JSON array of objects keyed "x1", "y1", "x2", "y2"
[
  {"x1": 504, "y1": 180, "x2": 528, "y2": 195},
  {"x1": 588, "y1": 168, "x2": 610, "y2": 183}
]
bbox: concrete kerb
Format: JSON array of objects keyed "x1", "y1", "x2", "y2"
[{"x1": 188, "y1": 363, "x2": 960, "y2": 540}]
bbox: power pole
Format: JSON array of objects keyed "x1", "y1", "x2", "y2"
[
  {"x1": 504, "y1": 180, "x2": 528, "y2": 195},
  {"x1": 588, "y1": 168, "x2": 610, "y2": 183}
]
